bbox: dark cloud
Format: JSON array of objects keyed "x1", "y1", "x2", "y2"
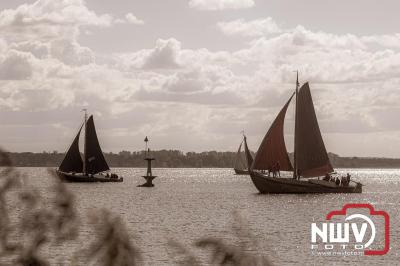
[
  {"x1": 0, "y1": 51, "x2": 32, "y2": 80},
  {"x1": 50, "y1": 39, "x2": 94, "y2": 66},
  {"x1": 133, "y1": 87, "x2": 242, "y2": 106}
]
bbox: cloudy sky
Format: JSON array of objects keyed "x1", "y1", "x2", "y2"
[{"x1": 0, "y1": 0, "x2": 400, "y2": 157}]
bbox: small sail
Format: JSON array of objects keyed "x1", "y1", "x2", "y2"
[
  {"x1": 85, "y1": 115, "x2": 110, "y2": 174},
  {"x1": 59, "y1": 125, "x2": 83, "y2": 173},
  {"x1": 234, "y1": 142, "x2": 246, "y2": 170},
  {"x1": 251, "y1": 94, "x2": 294, "y2": 171},
  {"x1": 295, "y1": 83, "x2": 333, "y2": 177},
  {"x1": 243, "y1": 136, "x2": 253, "y2": 170}
]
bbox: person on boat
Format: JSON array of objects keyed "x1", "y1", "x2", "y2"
[
  {"x1": 346, "y1": 173, "x2": 351, "y2": 184},
  {"x1": 341, "y1": 176, "x2": 349, "y2": 186},
  {"x1": 275, "y1": 161, "x2": 281, "y2": 177},
  {"x1": 335, "y1": 177, "x2": 340, "y2": 186},
  {"x1": 271, "y1": 164, "x2": 276, "y2": 177},
  {"x1": 292, "y1": 169, "x2": 300, "y2": 180},
  {"x1": 323, "y1": 173, "x2": 330, "y2": 181}
]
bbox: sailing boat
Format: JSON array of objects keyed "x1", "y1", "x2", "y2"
[
  {"x1": 233, "y1": 134, "x2": 253, "y2": 175},
  {"x1": 56, "y1": 111, "x2": 123, "y2": 182},
  {"x1": 248, "y1": 73, "x2": 361, "y2": 193}
]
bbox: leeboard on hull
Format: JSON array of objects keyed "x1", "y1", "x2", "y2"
[
  {"x1": 250, "y1": 172, "x2": 362, "y2": 194},
  {"x1": 56, "y1": 170, "x2": 123, "y2": 183},
  {"x1": 234, "y1": 168, "x2": 249, "y2": 175}
]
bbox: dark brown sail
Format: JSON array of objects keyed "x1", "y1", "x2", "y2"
[
  {"x1": 244, "y1": 136, "x2": 253, "y2": 171},
  {"x1": 85, "y1": 115, "x2": 110, "y2": 174},
  {"x1": 251, "y1": 93, "x2": 294, "y2": 171},
  {"x1": 243, "y1": 136, "x2": 253, "y2": 170},
  {"x1": 59, "y1": 125, "x2": 83, "y2": 173},
  {"x1": 295, "y1": 83, "x2": 333, "y2": 177}
]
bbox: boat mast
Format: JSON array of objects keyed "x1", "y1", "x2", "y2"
[
  {"x1": 82, "y1": 108, "x2": 87, "y2": 175},
  {"x1": 293, "y1": 71, "x2": 299, "y2": 179}
]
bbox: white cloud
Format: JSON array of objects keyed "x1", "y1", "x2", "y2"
[
  {"x1": 217, "y1": 18, "x2": 281, "y2": 37},
  {"x1": 0, "y1": 0, "x2": 114, "y2": 41},
  {"x1": 141, "y1": 38, "x2": 181, "y2": 69},
  {"x1": 125, "y1": 13, "x2": 144, "y2": 25},
  {"x1": 219, "y1": 18, "x2": 400, "y2": 51},
  {"x1": 361, "y1": 34, "x2": 400, "y2": 50},
  {"x1": 189, "y1": 0, "x2": 254, "y2": 10},
  {"x1": 10, "y1": 41, "x2": 50, "y2": 59}
]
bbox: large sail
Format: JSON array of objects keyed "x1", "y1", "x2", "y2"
[
  {"x1": 243, "y1": 136, "x2": 253, "y2": 170},
  {"x1": 84, "y1": 115, "x2": 110, "y2": 174},
  {"x1": 295, "y1": 83, "x2": 333, "y2": 177},
  {"x1": 251, "y1": 94, "x2": 294, "y2": 171},
  {"x1": 59, "y1": 125, "x2": 83, "y2": 173},
  {"x1": 234, "y1": 142, "x2": 246, "y2": 170}
]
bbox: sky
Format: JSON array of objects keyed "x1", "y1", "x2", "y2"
[{"x1": 0, "y1": 0, "x2": 400, "y2": 157}]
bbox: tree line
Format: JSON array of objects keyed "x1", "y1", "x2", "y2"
[{"x1": 2, "y1": 150, "x2": 400, "y2": 168}]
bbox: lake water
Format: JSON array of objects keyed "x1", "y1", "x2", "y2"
[{"x1": 5, "y1": 168, "x2": 400, "y2": 265}]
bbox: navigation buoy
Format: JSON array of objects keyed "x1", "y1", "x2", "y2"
[{"x1": 138, "y1": 136, "x2": 156, "y2": 187}]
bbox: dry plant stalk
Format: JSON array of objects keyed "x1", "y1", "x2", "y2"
[
  {"x1": 1, "y1": 148, "x2": 272, "y2": 266},
  {"x1": 168, "y1": 211, "x2": 272, "y2": 266},
  {"x1": 0, "y1": 149, "x2": 79, "y2": 265},
  {"x1": 85, "y1": 209, "x2": 142, "y2": 266}
]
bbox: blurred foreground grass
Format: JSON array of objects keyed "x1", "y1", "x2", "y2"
[{"x1": 0, "y1": 149, "x2": 272, "y2": 266}]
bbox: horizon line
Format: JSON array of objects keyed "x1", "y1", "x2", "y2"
[{"x1": 4, "y1": 150, "x2": 400, "y2": 160}]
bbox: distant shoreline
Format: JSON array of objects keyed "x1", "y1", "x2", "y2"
[
  {"x1": 7, "y1": 166, "x2": 400, "y2": 170},
  {"x1": 2, "y1": 150, "x2": 400, "y2": 169}
]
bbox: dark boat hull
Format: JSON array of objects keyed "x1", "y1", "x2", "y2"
[
  {"x1": 56, "y1": 170, "x2": 123, "y2": 183},
  {"x1": 250, "y1": 171, "x2": 361, "y2": 194},
  {"x1": 234, "y1": 168, "x2": 249, "y2": 175}
]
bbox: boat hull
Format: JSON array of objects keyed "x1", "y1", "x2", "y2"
[
  {"x1": 234, "y1": 168, "x2": 249, "y2": 175},
  {"x1": 250, "y1": 171, "x2": 361, "y2": 194},
  {"x1": 56, "y1": 170, "x2": 123, "y2": 183}
]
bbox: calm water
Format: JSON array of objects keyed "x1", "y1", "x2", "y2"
[{"x1": 7, "y1": 168, "x2": 400, "y2": 265}]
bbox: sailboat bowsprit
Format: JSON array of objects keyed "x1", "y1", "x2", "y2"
[
  {"x1": 248, "y1": 75, "x2": 362, "y2": 193},
  {"x1": 56, "y1": 113, "x2": 123, "y2": 182}
]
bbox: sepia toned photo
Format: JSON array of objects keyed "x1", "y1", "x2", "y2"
[{"x1": 0, "y1": 0, "x2": 399, "y2": 265}]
